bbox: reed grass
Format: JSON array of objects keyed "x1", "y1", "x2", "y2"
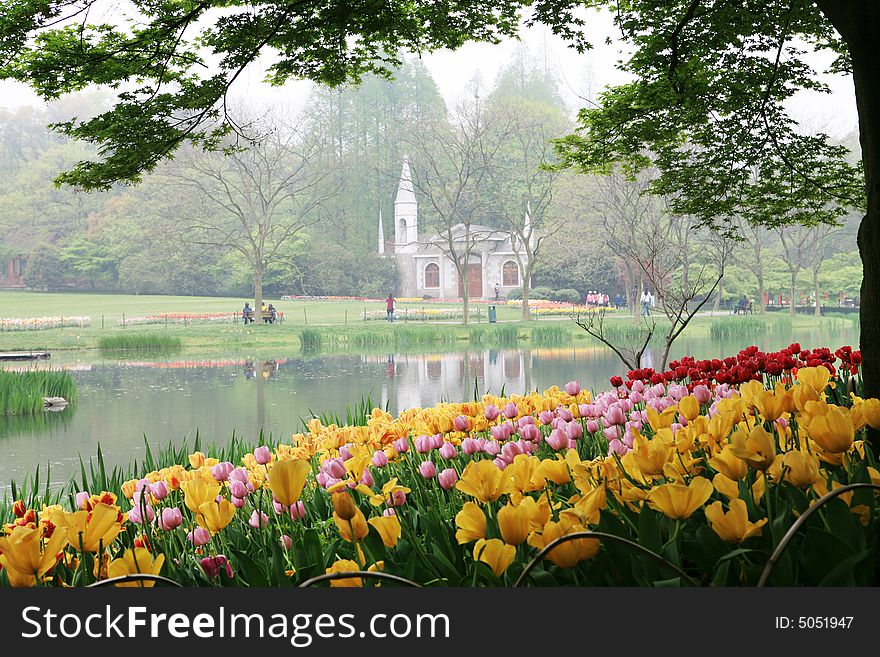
[
  {"x1": 0, "y1": 370, "x2": 77, "y2": 415},
  {"x1": 299, "y1": 328, "x2": 323, "y2": 352},
  {"x1": 97, "y1": 333, "x2": 183, "y2": 351},
  {"x1": 531, "y1": 324, "x2": 572, "y2": 345},
  {"x1": 708, "y1": 315, "x2": 793, "y2": 340}
]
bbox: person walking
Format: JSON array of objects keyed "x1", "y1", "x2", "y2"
[
  {"x1": 494, "y1": 281, "x2": 501, "y2": 302},
  {"x1": 641, "y1": 290, "x2": 652, "y2": 317},
  {"x1": 385, "y1": 293, "x2": 396, "y2": 323}
]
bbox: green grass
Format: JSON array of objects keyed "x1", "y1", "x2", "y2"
[
  {"x1": 708, "y1": 315, "x2": 794, "y2": 340},
  {"x1": 97, "y1": 333, "x2": 183, "y2": 351},
  {"x1": 0, "y1": 370, "x2": 77, "y2": 415},
  {"x1": 299, "y1": 328, "x2": 323, "y2": 352}
]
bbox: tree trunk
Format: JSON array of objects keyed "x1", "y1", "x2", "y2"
[
  {"x1": 816, "y1": 0, "x2": 880, "y2": 438},
  {"x1": 521, "y1": 281, "x2": 530, "y2": 321},
  {"x1": 634, "y1": 277, "x2": 644, "y2": 325},
  {"x1": 753, "y1": 241, "x2": 766, "y2": 314},
  {"x1": 789, "y1": 273, "x2": 797, "y2": 317},
  {"x1": 712, "y1": 275, "x2": 723, "y2": 314},
  {"x1": 253, "y1": 262, "x2": 264, "y2": 325},
  {"x1": 814, "y1": 267, "x2": 822, "y2": 317}
]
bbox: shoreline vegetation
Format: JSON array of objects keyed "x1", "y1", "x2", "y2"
[{"x1": 0, "y1": 291, "x2": 855, "y2": 354}]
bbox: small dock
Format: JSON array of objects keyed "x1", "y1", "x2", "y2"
[{"x1": 0, "y1": 351, "x2": 51, "y2": 361}]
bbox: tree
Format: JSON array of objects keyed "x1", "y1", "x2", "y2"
[
  {"x1": 541, "y1": 1, "x2": 880, "y2": 409},
  {"x1": 407, "y1": 84, "x2": 512, "y2": 325},
  {"x1": 0, "y1": 1, "x2": 527, "y2": 190},
  {"x1": 165, "y1": 118, "x2": 328, "y2": 316},
  {"x1": 485, "y1": 96, "x2": 568, "y2": 320}
]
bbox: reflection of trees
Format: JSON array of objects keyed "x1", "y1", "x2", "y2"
[{"x1": 0, "y1": 405, "x2": 76, "y2": 438}]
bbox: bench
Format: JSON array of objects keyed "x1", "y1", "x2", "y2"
[
  {"x1": 732, "y1": 301, "x2": 754, "y2": 315},
  {"x1": 242, "y1": 309, "x2": 282, "y2": 324}
]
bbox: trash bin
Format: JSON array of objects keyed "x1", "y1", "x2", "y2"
[{"x1": 488, "y1": 305, "x2": 497, "y2": 323}]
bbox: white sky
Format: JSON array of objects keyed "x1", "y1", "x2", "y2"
[{"x1": 0, "y1": 12, "x2": 859, "y2": 139}]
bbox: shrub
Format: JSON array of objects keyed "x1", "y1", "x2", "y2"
[
  {"x1": 98, "y1": 334, "x2": 183, "y2": 351},
  {"x1": 505, "y1": 288, "x2": 523, "y2": 300},
  {"x1": 552, "y1": 288, "x2": 582, "y2": 304},
  {"x1": 530, "y1": 286, "x2": 554, "y2": 300}
]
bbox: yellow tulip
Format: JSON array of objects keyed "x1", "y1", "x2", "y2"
[
  {"x1": 268, "y1": 459, "x2": 311, "y2": 507},
  {"x1": 806, "y1": 405, "x2": 855, "y2": 454},
  {"x1": 571, "y1": 485, "x2": 606, "y2": 526},
  {"x1": 527, "y1": 513, "x2": 599, "y2": 568},
  {"x1": 326, "y1": 559, "x2": 364, "y2": 587},
  {"x1": 334, "y1": 509, "x2": 369, "y2": 542},
  {"x1": 180, "y1": 479, "x2": 221, "y2": 516},
  {"x1": 793, "y1": 384, "x2": 823, "y2": 415},
  {"x1": 506, "y1": 455, "x2": 544, "y2": 492},
  {"x1": 647, "y1": 405, "x2": 677, "y2": 431},
  {"x1": 367, "y1": 515, "x2": 401, "y2": 548},
  {"x1": 197, "y1": 499, "x2": 236, "y2": 535},
  {"x1": 188, "y1": 451, "x2": 207, "y2": 469},
  {"x1": 454, "y1": 502, "x2": 486, "y2": 544},
  {"x1": 678, "y1": 396, "x2": 701, "y2": 422},
  {"x1": 797, "y1": 366, "x2": 831, "y2": 393},
  {"x1": 739, "y1": 380, "x2": 765, "y2": 409},
  {"x1": 536, "y1": 458, "x2": 570, "y2": 485},
  {"x1": 754, "y1": 388, "x2": 788, "y2": 422},
  {"x1": 708, "y1": 410, "x2": 737, "y2": 443},
  {"x1": 709, "y1": 446, "x2": 748, "y2": 481},
  {"x1": 497, "y1": 504, "x2": 531, "y2": 545},
  {"x1": 332, "y1": 492, "x2": 359, "y2": 520},
  {"x1": 861, "y1": 398, "x2": 880, "y2": 429},
  {"x1": 631, "y1": 429, "x2": 675, "y2": 477},
  {"x1": 106, "y1": 548, "x2": 165, "y2": 587},
  {"x1": 705, "y1": 499, "x2": 767, "y2": 543},
  {"x1": 778, "y1": 450, "x2": 821, "y2": 488},
  {"x1": 456, "y1": 459, "x2": 511, "y2": 503},
  {"x1": 473, "y1": 538, "x2": 516, "y2": 577},
  {"x1": 0, "y1": 525, "x2": 69, "y2": 587},
  {"x1": 646, "y1": 477, "x2": 714, "y2": 520},
  {"x1": 54, "y1": 503, "x2": 125, "y2": 553},
  {"x1": 712, "y1": 472, "x2": 765, "y2": 503},
  {"x1": 729, "y1": 425, "x2": 776, "y2": 470}
]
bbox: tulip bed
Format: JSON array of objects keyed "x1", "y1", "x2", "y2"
[{"x1": 3, "y1": 343, "x2": 880, "y2": 587}]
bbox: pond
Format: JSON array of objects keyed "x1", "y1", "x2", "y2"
[{"x1": 0, "y1": 324, "x2": 857, "y2": 490}]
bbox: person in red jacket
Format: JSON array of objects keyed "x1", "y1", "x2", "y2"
[{"x1": 385, "y1": 294, "x2": 395, "y2": 323}]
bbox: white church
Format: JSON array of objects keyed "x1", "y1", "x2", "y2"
[{"x1": 378, "y1": 158, "x2": 531, "y2": 300}]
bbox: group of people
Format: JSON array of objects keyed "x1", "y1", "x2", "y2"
[
  {"x1": 242, "y1": 302, "x2": 278, "y2": 324},
  {"x1": 585, "y1": 291, "x2": 610, "y2": 307}
]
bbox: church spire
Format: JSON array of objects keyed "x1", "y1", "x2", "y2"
[{"x1": 378, "y1": 208, "x2": 385, "y2": 255}]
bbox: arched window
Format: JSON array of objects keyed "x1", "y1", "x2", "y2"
[
  {"x1": 424, "y1": 262, "x2": 440, "y2": 288},
  {"x1": 502, "y1": 261, "x2": 519, "y2": 287}
]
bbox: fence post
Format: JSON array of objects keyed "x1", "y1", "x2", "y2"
[
  {"x1": 122, "y1": 313, "x2": 126, "y2": 328},
  {"x1": 304, "y1": 308, "x2": 308, "y2": 325},
  {"x1": 101, "y1": 315, "x2": 104, "y2": 329},
  {"x1": 363, "y1": 307, "x2": 366, "y2": 322},
  {"x1": 345, "y1": 310, "x2": 348, "y2": 325},
  {"x1": 60, "y1": 317, "x2": 64, "y2": 330}
]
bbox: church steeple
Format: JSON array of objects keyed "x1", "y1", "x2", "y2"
[
  {"x1": 378, "y1": 208, "x2": 385, "y2": 255},
  {"x1": 394, "y1": 157, "x2": 418, "y2": 251}
]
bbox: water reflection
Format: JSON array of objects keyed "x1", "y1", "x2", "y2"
[{"x1": 0, "y1": 325, "x2": 856, "y2": 489}]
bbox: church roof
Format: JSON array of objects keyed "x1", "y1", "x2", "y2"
[{"x1": 425, "y1": 223, "x2": 513, "y2": 244}]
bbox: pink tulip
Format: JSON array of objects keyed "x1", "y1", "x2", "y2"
[
  {"x1": 211, "y1": 461, "x2": 234, "y2": 482},
  {"x1": 187, "y1": 527, "x2": 211, "y2": 546},
  {"x1": 603, "y1": 426, "x2": 620, "y2": 442},
  {"x1": 415, "y1": 435, "x2": 433, "y2": 453},
  {"x1": 158, "y1": 507, "x2": 182, "y2": 531},
  {"x1": 631, "y1": 380, "x2": 646, "y2": 394},
  {"x1": 493, "y1": 457, "x2": 508, "y2": 470},
  {"x1": 484, "y1": 404, "x2": 501, "y2": 421},
  {"x1": 339, "y1": 444, "x2": 353, "y2": 461},
  {"x1": 280, "y1": 534, "x2": 293, "y2": 550},
  {"x1": 360, "y1": 469, "x2": 375, "y2": 488},
  {"x1": 249, "y1": 510, "x2": 269, "y2": 528},
  {"x1": 547, "y1": 429, "x2": 569, "y2": 451},
  {"x1": 483, "y1": 440, "x2": 501, "y2": 456},
  {"x1": 629, "y1": 390, "x2": 643, "y2": 404},
  {"x1": 200, "y1": 555, "x2": 233, "y2": 579},
  {"x1": 538, "y1": 410, "x2": 554, "y2": 425},
  {"x1": 693, "y1": 384, "x2": 712, "y2": 405},
  {"x1": 503, "y1": 402, "x2": 518, "y2": 419},
  {"x1": 586, "y1": 419, "x2": 600, "y2": 434},
  {"x1": 151, "y1": 481, "x2": 169, "y2": 501},
  {"x1": 520, "y1": 424, "x2": 541, "y2": 442},
  {"x1": 323, "y1": 458, "x2": 346, "y2": 479},
  {"x1": 254, "y1": 446, "x2": 272, "y2": 465},
  {"x1": 565, "y1": 380, "x2": 581, "y2": 396},
  {"x1": 461, "y1": 438, "x2": 481, "y2": 455},
  {"x1": 605, "y1": 404, "x2": 627, "y2": 426},
  {"x1": 578, "y1": 404, "x2": 592, "y2": 417},
  {"x1": 231, "y1": 495, "x2": 246, "y2": 509},
  {"x1": 453, "y1": 415, "x2": 470, "y2": 432},
  {"x1": 393, "y1": 438, "x2": 409, "y2": 453},
  {"x1": 372, "y1": 450, "x2": 389, "y2": 468},
  {"x1": 608, "y1": 438, "x2": 628, "y2": 456},
  {"x1": 419, "y1": 461, "x2": 437, "y2": 479},
  {"x1": 290, "y1": 501, "x2": 307, "y2": 520},
  {"x1": 431, "y1": 433, "x2": 444, "y2": 449},
  {"x1": 383, "y1": 507, "x2": 397, "y2": 517},
  {"x1": 438, "y1": 468, "x2": 459, "y2": 490},
  {"x1": 518, "y1": 415, "x2": 536, "y2": 428},
  {"x1": 229, "y1": 480, "x2": 248, "y2": 499},
  {"x1": 439, "y1": 442, "x2": 457, "y2": 460},
  {"x1": 75, "y1": 491, "x2": 90, "y2": 509},
  {"x1": 558, "y1": 407, "x2": 574, "y2": 422},
  {"x1": 128, "y1": 504, "x2": 154, "y2": 525},
  {"x1": 567, "y1": 421, "x2": 583, "y2": 441},
  {"x1": 386, "y1": 490, "x2": 407, "y2": 507}
]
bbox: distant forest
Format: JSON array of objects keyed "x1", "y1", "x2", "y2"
[{"x1": 0, "y1": 47, "x2": 863, "y2": 309}]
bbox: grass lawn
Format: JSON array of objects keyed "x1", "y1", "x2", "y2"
[{"x1": 0, "y1": 289, "x2": 854, "y2": 352}]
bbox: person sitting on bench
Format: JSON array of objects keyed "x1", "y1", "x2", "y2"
[{"x1": 734, "y1": 295, "x2": 750, "y2": 315}]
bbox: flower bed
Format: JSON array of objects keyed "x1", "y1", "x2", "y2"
[
  {"x1": 117, "y1": 312, "x2": 283, "y2": 326},
  {"x1": 3, "y1": 344, "x2": 880, "y2": 587},
  {"x1": 363, "y1": 307, "x2": 486, "y2": 321},
  {"x1": 0, "y1": 316, "x2": 91, "y2": 331}
]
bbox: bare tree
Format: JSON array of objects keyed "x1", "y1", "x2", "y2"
[
  {"x1": 165, "y1": 117, "x2": 328, "y2": 317},
  {"x1": 776, "y1": 225, "x2": 814, "y2": 316},
  {"x1": 407, "y1": 83, "x2": 513, "y2": 325},
  {"x1": 802, "y1": 225, "x2": 837, "y2": 316},
  {"x1": 486, "y1": 100, "x2": 567, "y2": 319},
  {"x1": 575, "y1": 308, "x2": 655, "y2": 370}
]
